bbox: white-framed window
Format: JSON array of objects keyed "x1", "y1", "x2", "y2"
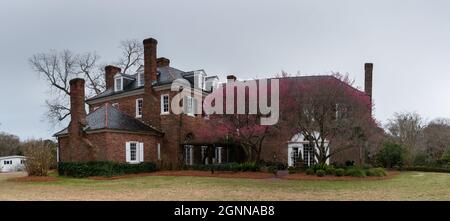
[
  {"x1": 184, "y1": 145, "x2": 194, "y2": 165},
  {"x1": 161, "y1": 94, "x2": 170, "y2": 115},
  {"x1": 215, "y1": 147, "x2": 222, "y2": 164},
  {"x1": 125, "y1": 141, "x2": 144, "y2": 163},
  {"x1": 20, "y1": 160, "x2": 25, "y2": 165},
  {"x1": 136, "y1": 98, "x2": 143, "y2": 118},
  {"x1": 138, "y1": 72, "x2": 145, "y2": 87},
  {"x1": 185, "y1": 96, "x2": 196, "y2": 116},
  {"x1": 157, "y1": 143, "x2": 161, "y2": 161},
  {"x1": 303, "y1": 143, "x2": 314, "y2": 167},
  {"x1": 112, "y1": 103, "x2": 119, "y2": 109},
  {"x1": 3, "y1": 160, "x2": 12, "y2": 165},
  {"x1": 115, "y1": 77, "x2": 123, "y2": 92},
  {"x1": 201, "y1": 146, "x2": 208, "y2": 164}
]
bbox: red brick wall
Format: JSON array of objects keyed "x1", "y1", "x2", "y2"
[{"x1": 58, "y1": 132, "x2": 161, "y2": 163}]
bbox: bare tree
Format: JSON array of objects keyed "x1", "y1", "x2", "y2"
[
  {"x1": 422, "y1": 118, "x2": 450, "y2": 162},
  {"x1": 386, "y1": 112, "x2": 424, "y2": 165},
  {"x1": 115, "y1": 39, "x2": 144, "y2": 74},
  {"x1": 22, "y1": 140, "x2": 54, "y2": 176},
  {"x1": 282, "y1": 73, "x2": 379, "y2": 164},
  {"x1": 0, "y1": 132, "x2": 21, "y2": 156},
  {"x1": 30, "y1": 39, "x2": 144, "y2": 126}
]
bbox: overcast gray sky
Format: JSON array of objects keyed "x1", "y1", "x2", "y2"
[{"x1": 1, "y1": 0, "x2": 450, "y2": 140}]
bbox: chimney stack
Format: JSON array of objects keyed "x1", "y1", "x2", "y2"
[
  {"x1": 69, "y1": 78, "x2": 86, "y2": 126},
  {"x1": 227, "y1": 75, "x2": 237, "y2": 83},
  {"x1": 142, "y1": 37, "x2": 160, "y2": 127},
  {"x1": 157, "y1": 57, "x2": 170, "y2": 67},
  {"x1": 68, "y1": 78, "x2": 87, "y2": 161},
  {"x1": 105, "y1": 65, "x2": 121, "y2": 90},
  {"x1": 364, "y1": 63, "x2": 373, "y2": 100}
]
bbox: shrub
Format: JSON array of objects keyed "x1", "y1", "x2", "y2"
[
  {"x1": 413, "y1": 152, "x2": 433, "y2": 167},
  {"x1": 365, "y1": 167, "x2": 387, "y2": 177},
  {"x1": 288, "y1": 166, "x2": 298, "y2": 174},
  {"x1": 58, "y1": 161, "x2": 157, "y2": 178},
  {"x1": 267, "y1": 166, "x2": 278, "y2": 175},
  {"x1": 335, "y1": 168, "x2": 345, "y2": 177},
  {"x1": 305, "y1": 168, "x2": 315, "y2": 175},
  {"x1": 376, "y1": 142, "x2": 405, "y2": 168},
  {"x1": 441, "y1": 149, "x2": 450, "y2": 164},
  {"x1": 345, "y1": 167, "x2": 366, "y2": 177},
  {"x1": 316, "y1": 169, "x2": 326, "y2": 177},
  {"x1": 22, "y1": 140, "x2": 54, "y2": 176},
  {"x1": 266, "y1": 162, "x2": 287, "y2": 170},
  {"x1": 312, "y1": 163, "x2": 328, "y2": 173},
  {"x1": 184, "y1": 162, "x2": 261, "y2": 172},
  {"x1": 345, "y1": 160, "x2": 355, "y2": 167},
  {"x1": 325, "y1": 167, "x2": 335, "y2": 175},
  {"x1": 239, "y1": 162, "x2": 260, "y2": 172}
]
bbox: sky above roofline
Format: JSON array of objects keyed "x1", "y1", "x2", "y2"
[{"x1": 1, "y1": 0, "x2": 450, "y2": 140}]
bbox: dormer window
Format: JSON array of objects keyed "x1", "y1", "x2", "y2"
[
  {"x1": 138, "y1": 72, "x2": 145, "y2": 87},
  {"x1": 194, "y1": 71, "x2": 206, "y2": 90},
  {"x1": 114, "y1": 75, "x2": 123, "y2": 92}
]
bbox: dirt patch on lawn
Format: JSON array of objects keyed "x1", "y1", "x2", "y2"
[
  {"x1": 282, "y1": 171, "x2": 400, "y2": 181},
  {"x1": 8, "y1": 176, "x2": 60, "y2": 183}
]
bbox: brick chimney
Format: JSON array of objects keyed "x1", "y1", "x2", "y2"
[
  {"x1": 227, "y1": 75, "x2": 237, "y2": 83},
  {"x1": 68, "y1": 78, "x2": 86, "y2": 161},
  {"x1": 142, "y1": 38, "x2": 160, "y2": 128},
  {"x1": 364, "y1": 63, "x2": 373, "y2": 100},
  {"x1": 157, "y1": 57, "x2": 170, "y2": 67},
  {"x1": 105, "y1": 65, "x2": 121, "y2": 90}
]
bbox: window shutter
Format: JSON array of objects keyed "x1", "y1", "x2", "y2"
[
  {"x1": 193, "y1": 98, "x2": 198, "y2": 115},
  {"x1": 125, "y1": 142, "x2": 131, "y2": 163},
  {"x1": 157, "y1": 143, "x2": 161, "y2": 160},
  {"x1": 183, "y1": 96, "x2": 188, "y2": 114},
  {"x1": 139, "y1": 142, "x2": 144, "y2": 162}
]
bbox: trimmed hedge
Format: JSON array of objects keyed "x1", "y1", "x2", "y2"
[
  {"x1": 58, "y1": 161, "x2": 157, "y2": 178},
  {"x1": 334, "y1": 168, "x2": 345, "y2": 177},
  {"x1": 184, "y1": 162, "x2": 261, "y2": 172},
  {"x1": 344, "y1": 167, "x2": 366, "y2": 177},
  {"x1": 316, "y1": 169, "x2": 326, "y2": 177},
  {"x1": 365, "y1": 167, "x2": 387, "y2": 177}
]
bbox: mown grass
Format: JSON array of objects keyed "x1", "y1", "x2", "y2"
[{"x1": 1, "y1": 171, "x2": 450, "y2": 200}]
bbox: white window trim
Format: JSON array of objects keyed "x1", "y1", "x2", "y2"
[
  {"x1": 112, "y1": 103, "x2": 119, "y2": 109},
  {"x1": 126, "y1": 141, "x2": 144, "y2": 164},
  {"x1": 138, "y1": 72, "x2": 145, "y2": 87},
  {"x1": 184, "y1": 145, "x2": 194, "y2": 166},
  {"x1": 114, "y1": 77, "x2": 123, "y2": 92},
  {"x1": 185, "y1": 96, "x2": 195, "y2": 117},
  {"x1": 160, "y1": 94, "x2": 170, "y2": 115},
  {"x1": 136, "y1": 98, "x2": 143, "y2": 118}
]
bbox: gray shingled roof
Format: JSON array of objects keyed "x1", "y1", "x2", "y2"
[
  {"x1": 54, "y1": 105, "x2": 163, "y2": 137},
  {"x1": 86, "y1": 65, "x2": 208, "y2": 102}
]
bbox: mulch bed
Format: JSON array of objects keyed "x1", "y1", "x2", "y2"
[
  {"x1": 89, "y1": 170, "x2": 399, "y2": 181},
  {"x1": 150, "y1": 171, "x2": 275, "y2": 179},
  {"x1": 89, "y1": 171, "x2": 274, "y2": 180},
  {"x1": 8, "y1": 176, "x2": 60, "y2": 183}
]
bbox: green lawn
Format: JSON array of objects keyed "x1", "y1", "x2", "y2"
[{"x1": 1, "y1": 171, "x2": 449, "y2": 200}]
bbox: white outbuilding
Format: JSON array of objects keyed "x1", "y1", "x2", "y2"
[{"x1": 0, "y1": 156, "x2": 26, "y2": 173}]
